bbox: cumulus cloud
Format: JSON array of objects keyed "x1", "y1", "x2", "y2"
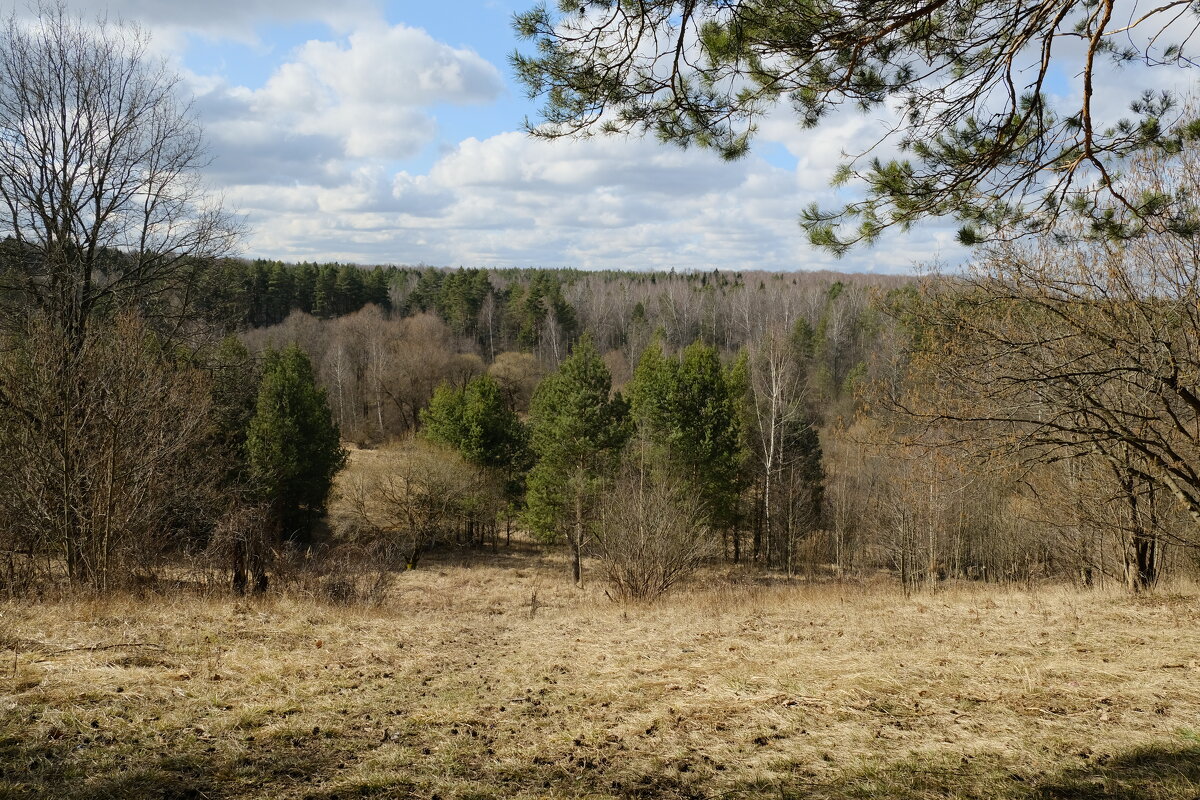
[
  {"x1": 40, "y1": 0, "x2": 377, "y2": 41},
  {"x1": 242, "y1": 26, "x2": 502, "y2": 159},
  {"x1": 193, "y1": 21, "x2": 504, "y2": 190},
  {"x1": 227, "y1": 129, "x2": 960, "y2": 273},
  {"x1": 0, "y1": 1, "x2": 972, "y2": 272}
]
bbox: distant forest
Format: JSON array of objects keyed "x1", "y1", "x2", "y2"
[{"x1": 215, "y1": 258, "x2": 1191, "y2": 595}]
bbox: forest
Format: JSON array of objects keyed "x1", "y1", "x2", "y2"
[
  {"x1": 6, "y1": 243, "x2": 1196, "y2": 599},
  {"x1": 2, "y1": 3, "x2": 1197, "y2": 604}
]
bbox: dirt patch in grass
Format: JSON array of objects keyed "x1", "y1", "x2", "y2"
[{"x1": 2, "y1": 552, "x2": 1200, "y2": 799}]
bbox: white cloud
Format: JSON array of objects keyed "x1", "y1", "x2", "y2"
[
  {"x1": 49, "y1": 0, "x2": 377, "y2": 41},
  {"x1": 227, "y1": 129, "x2": 960, "y2": 273},
  {"x1": 250, "y1": 26, "x2": 501, "y2": 159},
  {"x1": 192, "y1": 21, "x2": 504, "y2": 190}
]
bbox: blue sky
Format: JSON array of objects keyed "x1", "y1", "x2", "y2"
[{"x1": 18, "y1": 0, "x2": 1193, "y2": 273}]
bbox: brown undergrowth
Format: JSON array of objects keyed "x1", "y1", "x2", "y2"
[{"x1": 3, "y1": 551, "x2": 1200, "y2": 799}]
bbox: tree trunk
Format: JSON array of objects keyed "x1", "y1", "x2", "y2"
[
  {"x1": 231, "y1": 538, "x2": 247, "y2": 595},
  {"x1": 572, "y1": 494, "x2": 584, "y2": 587},
  {"x1": 1126, "y1": 530, "x2": 1159, "y2": 593}
]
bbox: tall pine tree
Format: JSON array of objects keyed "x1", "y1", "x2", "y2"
[
  {"x1": 246, "y1": 345, "x2": 347, "y2": 544},
  {"x1": 526, "y1": 336, "x2": 630, "y2": 585},
  {"x1": 629, "y1": 338, "x2": 744, "y2": 532},
  {"x1": 422, "y1": 374, "x2": 529, "y2": 500}
]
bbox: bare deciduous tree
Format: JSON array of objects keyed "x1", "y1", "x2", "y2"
[
  {"x1": 0, "y1": 314, "x2": 213, "y2": 590},
  {"x1": 594, "y1": 451, "x2": 715, "y2": 602},
  {"x1": 898, "y1": 139, "x2": 1200, "y2": 591},
  {"x1": 0, "y1": 6, "x2": 239, "y2": 592},
  {"x1": 0, "y1": 5, "x2": 240, "y2": 347},
  {"x1": 343, "y1": 439, "x2": 502, "y2": 570}
]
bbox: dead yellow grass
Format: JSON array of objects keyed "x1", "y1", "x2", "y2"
[{"x1": 3, "y1": 552, "x2": 1200, "y2": 799}]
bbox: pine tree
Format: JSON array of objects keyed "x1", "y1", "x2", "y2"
[
  {"x1": 422, "y1": 374, "x2": 530, "y2": 512},
  {"x1": 514, "y1": 2, "x2": 1200, "y2": 248},
  {"x1": 628, "y1": 332, "x2": 671, "y2": 432},
  {"x1": 293, "y1": 263, "x2": 317, "y2": 315},
  {"x1": 312, "y1": 266, "x2": 338, "y2": 319},
  {"x1": 246, "y1": 345, "x2": 347, "y2": 545},
  {"x1": 209, "y1": 336, "x2": 260, "y2": 486},
  {"x1": 675, "y1": 341, "x2": 744, "y2": 529},
  {"x1": 424, "y1": 376, "x2": 526, "y2": 470},
  {"x1": 629, "y1": 338, "x2": 744, "y2": 531},
  {"x1": 266, "y1": 263, "x2": 295, "y2": 325},
  {"x1": 526, "y1": 336, "x2": 631, "y2": 584},
  {"x1": 335, "y1": 264, "x2": 366, "y2": 315},
  {"x1": 364, "y1": 267, "x2": 392, "y2": 309}
]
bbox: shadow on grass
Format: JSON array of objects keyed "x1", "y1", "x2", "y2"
[
  {"x1": 0, "y1": 726, "x2": 354, "y2": 800},
  {"x1": 3, "y1": 725, "x2": 1200, "y2": 799},
  {"x1": 727, "y1": 742, "x2": 1200, "y2": 800},
  {"x1": 1038, "y1": 744, "x2": 1200, "y2": 800}
]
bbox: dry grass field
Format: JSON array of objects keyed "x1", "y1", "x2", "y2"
[{"x1": 3, "y1": 551, "x2": 1200, "y2": 799}]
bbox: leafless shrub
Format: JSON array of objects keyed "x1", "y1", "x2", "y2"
[
  {"x1": 205, "y1": 503, "x2": 275, "y2": 595},
  {"x1": 0, "y1": 314, "x2": 215, "y2": 593},
  {"x1": 341, "y1": 438, "x2": 503, "y2": 571},
  {"x1": 594, "y1": 460, "x2": 716, "y2": 602}
]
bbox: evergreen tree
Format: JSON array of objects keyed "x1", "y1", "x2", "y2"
[
  {"x1": 248, "y1": 261, "x2": 271, "y2": 327},
  {"x1": 209, "y1": 336, "x2": 260, "y2": 486},
  {"x1": 293, "y1": 263, "x2": 317, "y2": 315},
  {"x1": 422, "y1": 373, "x2": 530, "y2": 500},
  {"x1": 312, "y1": 266, "x2": 338, "y2": 318},
  {"x1": 246, "y1": 345, "x2": 347, "y2": 544},
  {"x1": 437, "y1": 268, "x2": 492, "y2": 336},
  {"x1": 628, "y1": 332, "x2": 671, "y2": 431},
  {"x1": 675, "y1": 341, "x2": 744, "y2": 527},
  {"x1": 629, "y1": 338, "x2": 744, "y2": 530},
  {"x1": 726, "y1": 349, "x2": 754, "y2": 563},
  {"x1": 507, "y1": 271, "x2": 579, "y2": 352},
  {"x1": 266, "y1": 262, "x2": 295, "y2": 325},
  {"x1": 526, "y1": 336, "x2": 631, "y2": 584},
  {"x1": 364, "y1": 267, "x2": 392, "y2": 309},
  {"x1": 514, "y1": 2, "x2": 1200, "y2": 248},
  {"x1": 408, "y1": 268, "x2": 444, "y2": 314},
  {"x1": 335, "y1": 264, "x2": 366, "y2": 315}
]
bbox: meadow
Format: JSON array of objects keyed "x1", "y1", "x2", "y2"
[{"x1": 3, "y1": 553, "x2": 1199, "y2": 799}]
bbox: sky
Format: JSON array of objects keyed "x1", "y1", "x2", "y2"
[{"x1": 17, "y1": 1, "x2": 1199, "y2": 273}]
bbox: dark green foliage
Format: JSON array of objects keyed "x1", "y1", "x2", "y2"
[
  {"x1": 312, "y1": 266, "x2": 338, "y2": 319},
  {"x1": 436, "y1": 268, "x2": 492, "y2": 336},
  {"x1": 783, "y1": 414, "x2": 823, "y2": 529},
  {"x1": 334, "y1": 265, "x2": 366, "y2": 316},
  {"x1": 406, "y1": 267, "x2": 445, "y2": 314},
  {"x1": 246, "y1": 345, "x2": 347, "y2": 541},
  {"x1": 208, "y1": 336, "x2": 261, "y2": 487},
  {"x1": 629, "y1": 338, "x2": 744, "y2": 529},
  {"x1": 293, "y1": 263, "x2": 317, "y2": 314},
  {"x1": 421, "y1": 374, "x2": 530, "y2": 498},
  {"x1": 363, "y1": 267, "x2": 391, "y2": 308},
  {"x1": 526, "y1": 336, "x2": 631, "y2": 581},
  {"x1": 192, "y1": 259, "x2": 398, "y2": 328},
  {"x1": 504, "y1": 270, "x2": 578, "y2": 351}
]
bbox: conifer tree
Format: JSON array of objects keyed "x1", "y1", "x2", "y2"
[
  {"x1": 246, "y1": 345, "x2": 346, "y2": 544},
  {"x1": 514, "y1": 1, "x2": 1200, "y2": 247},
  {"x1": 629, "y1": 339, "x2": 744, "y2": 531},
  {"x1": 526, "y1": 336, "x2": 631, "y2": 584},
  {"x1": 422, "y1": 374, "x2": 530, "y2": 498},
  {"x1": 312, "y1": 266, "x2": 338, "y2": 318}
]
